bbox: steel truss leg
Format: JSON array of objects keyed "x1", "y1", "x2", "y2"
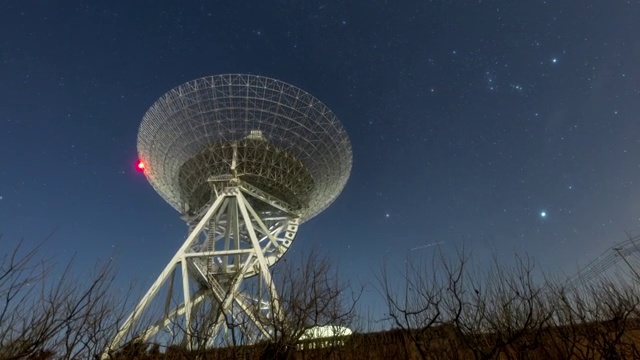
[{"x1": 103, "y1": 187, "x2": 293, "y2": 357}]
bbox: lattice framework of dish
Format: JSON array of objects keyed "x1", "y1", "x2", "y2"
[{"x1": 137, "y1": 74, "x2": 352, "y2": 220}]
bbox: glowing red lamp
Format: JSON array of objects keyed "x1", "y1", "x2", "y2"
[{"x1": 136, "y1": 160, "x2": 146, "y2": 172}]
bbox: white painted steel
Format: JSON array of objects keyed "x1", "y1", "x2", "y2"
[
  {"x1": 137, "y1": 74, "x2": 352, "y2": 221},
  {"x1": 104, "y1": 187, "x2": 297, "y2": 356},
  {"x1": 106, "y1": 75, "x2": 352, "y2": 357}
]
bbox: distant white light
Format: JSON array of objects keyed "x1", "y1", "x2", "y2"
[
  {"x1": 540, "y1": 211, "x2": 547, "y2": 218},
  {"x1": 299, "y1": 325, "x2": 352, "y2": 340},
  {"x1": 385, "y1": 213, "x2": 390, "y2": 218},
  {"x1": 552, "y1": 58, "x2": 557, "y2": 63},
  {"x1": 298, "y1": 325, "x2": 352, "y2": 350}
]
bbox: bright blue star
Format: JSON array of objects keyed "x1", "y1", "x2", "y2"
[{"x1": 540, "y1": 211, "x2": 547, "y2": 218}]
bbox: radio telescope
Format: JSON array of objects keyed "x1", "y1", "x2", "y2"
[{"x1": 107, "y1": 74, "x2": 351, "y2": 352}]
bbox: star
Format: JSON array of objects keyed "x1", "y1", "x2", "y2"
[
  {"x1": 551, "y1": 58, "x2": 558, "y2": 64},
  {"x1": 385, "y1": 213, "x2": 390, "y2": 218},
  {"x1": 540, "y1": 211, "x2": 547, "y2": 218}
]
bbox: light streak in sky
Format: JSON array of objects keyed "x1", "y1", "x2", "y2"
[{"x1": 411, "y1": 241, "x2": 445, "y2": 251}]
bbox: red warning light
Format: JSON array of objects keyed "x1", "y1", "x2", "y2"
[{"x1": 136, "y1": 160, "x2": 146, "y2": 172}]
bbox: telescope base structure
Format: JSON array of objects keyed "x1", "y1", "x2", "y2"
[{"x1": 105, "y1": 186, "x2": 300, "y2": 356}]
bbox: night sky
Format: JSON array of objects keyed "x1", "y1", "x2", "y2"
[{"x1": 1, "y1": 1, "x2": 639, "y2": 315}]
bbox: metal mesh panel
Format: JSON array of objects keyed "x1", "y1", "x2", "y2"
[{"x1": 138, "y1": 74, "x2": 352, "y2": 220}]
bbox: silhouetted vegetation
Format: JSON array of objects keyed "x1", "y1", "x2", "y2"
[
  {"x1": 4, "y1": 236, "x2": 640, "y2": 359},
  {"x1": 0, "y1": 238, "x2": 134, "y2": 360}
]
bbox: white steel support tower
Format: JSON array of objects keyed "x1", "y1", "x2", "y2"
[
  {"x1": 109, "y1": 180, "x2": 300, "y2": 350},
  {"x1": 105, "y1": 75, "x2": 352, "y2": 355}
]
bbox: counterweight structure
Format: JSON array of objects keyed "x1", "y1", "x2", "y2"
[{"x1": 107, "y1": 75, "x2": 352, "y2": 352}]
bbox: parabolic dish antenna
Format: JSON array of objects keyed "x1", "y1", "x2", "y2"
[
  {"x1": 138, "y1": 74, "x2": 352, "y2": 220},
  {"x1": 105, "y1": 74, "x2": 352, "y2": 354}
]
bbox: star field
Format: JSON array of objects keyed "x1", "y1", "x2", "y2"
[{"x1": 0, "y1": 1, "x2": 639, "y2": 313}]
